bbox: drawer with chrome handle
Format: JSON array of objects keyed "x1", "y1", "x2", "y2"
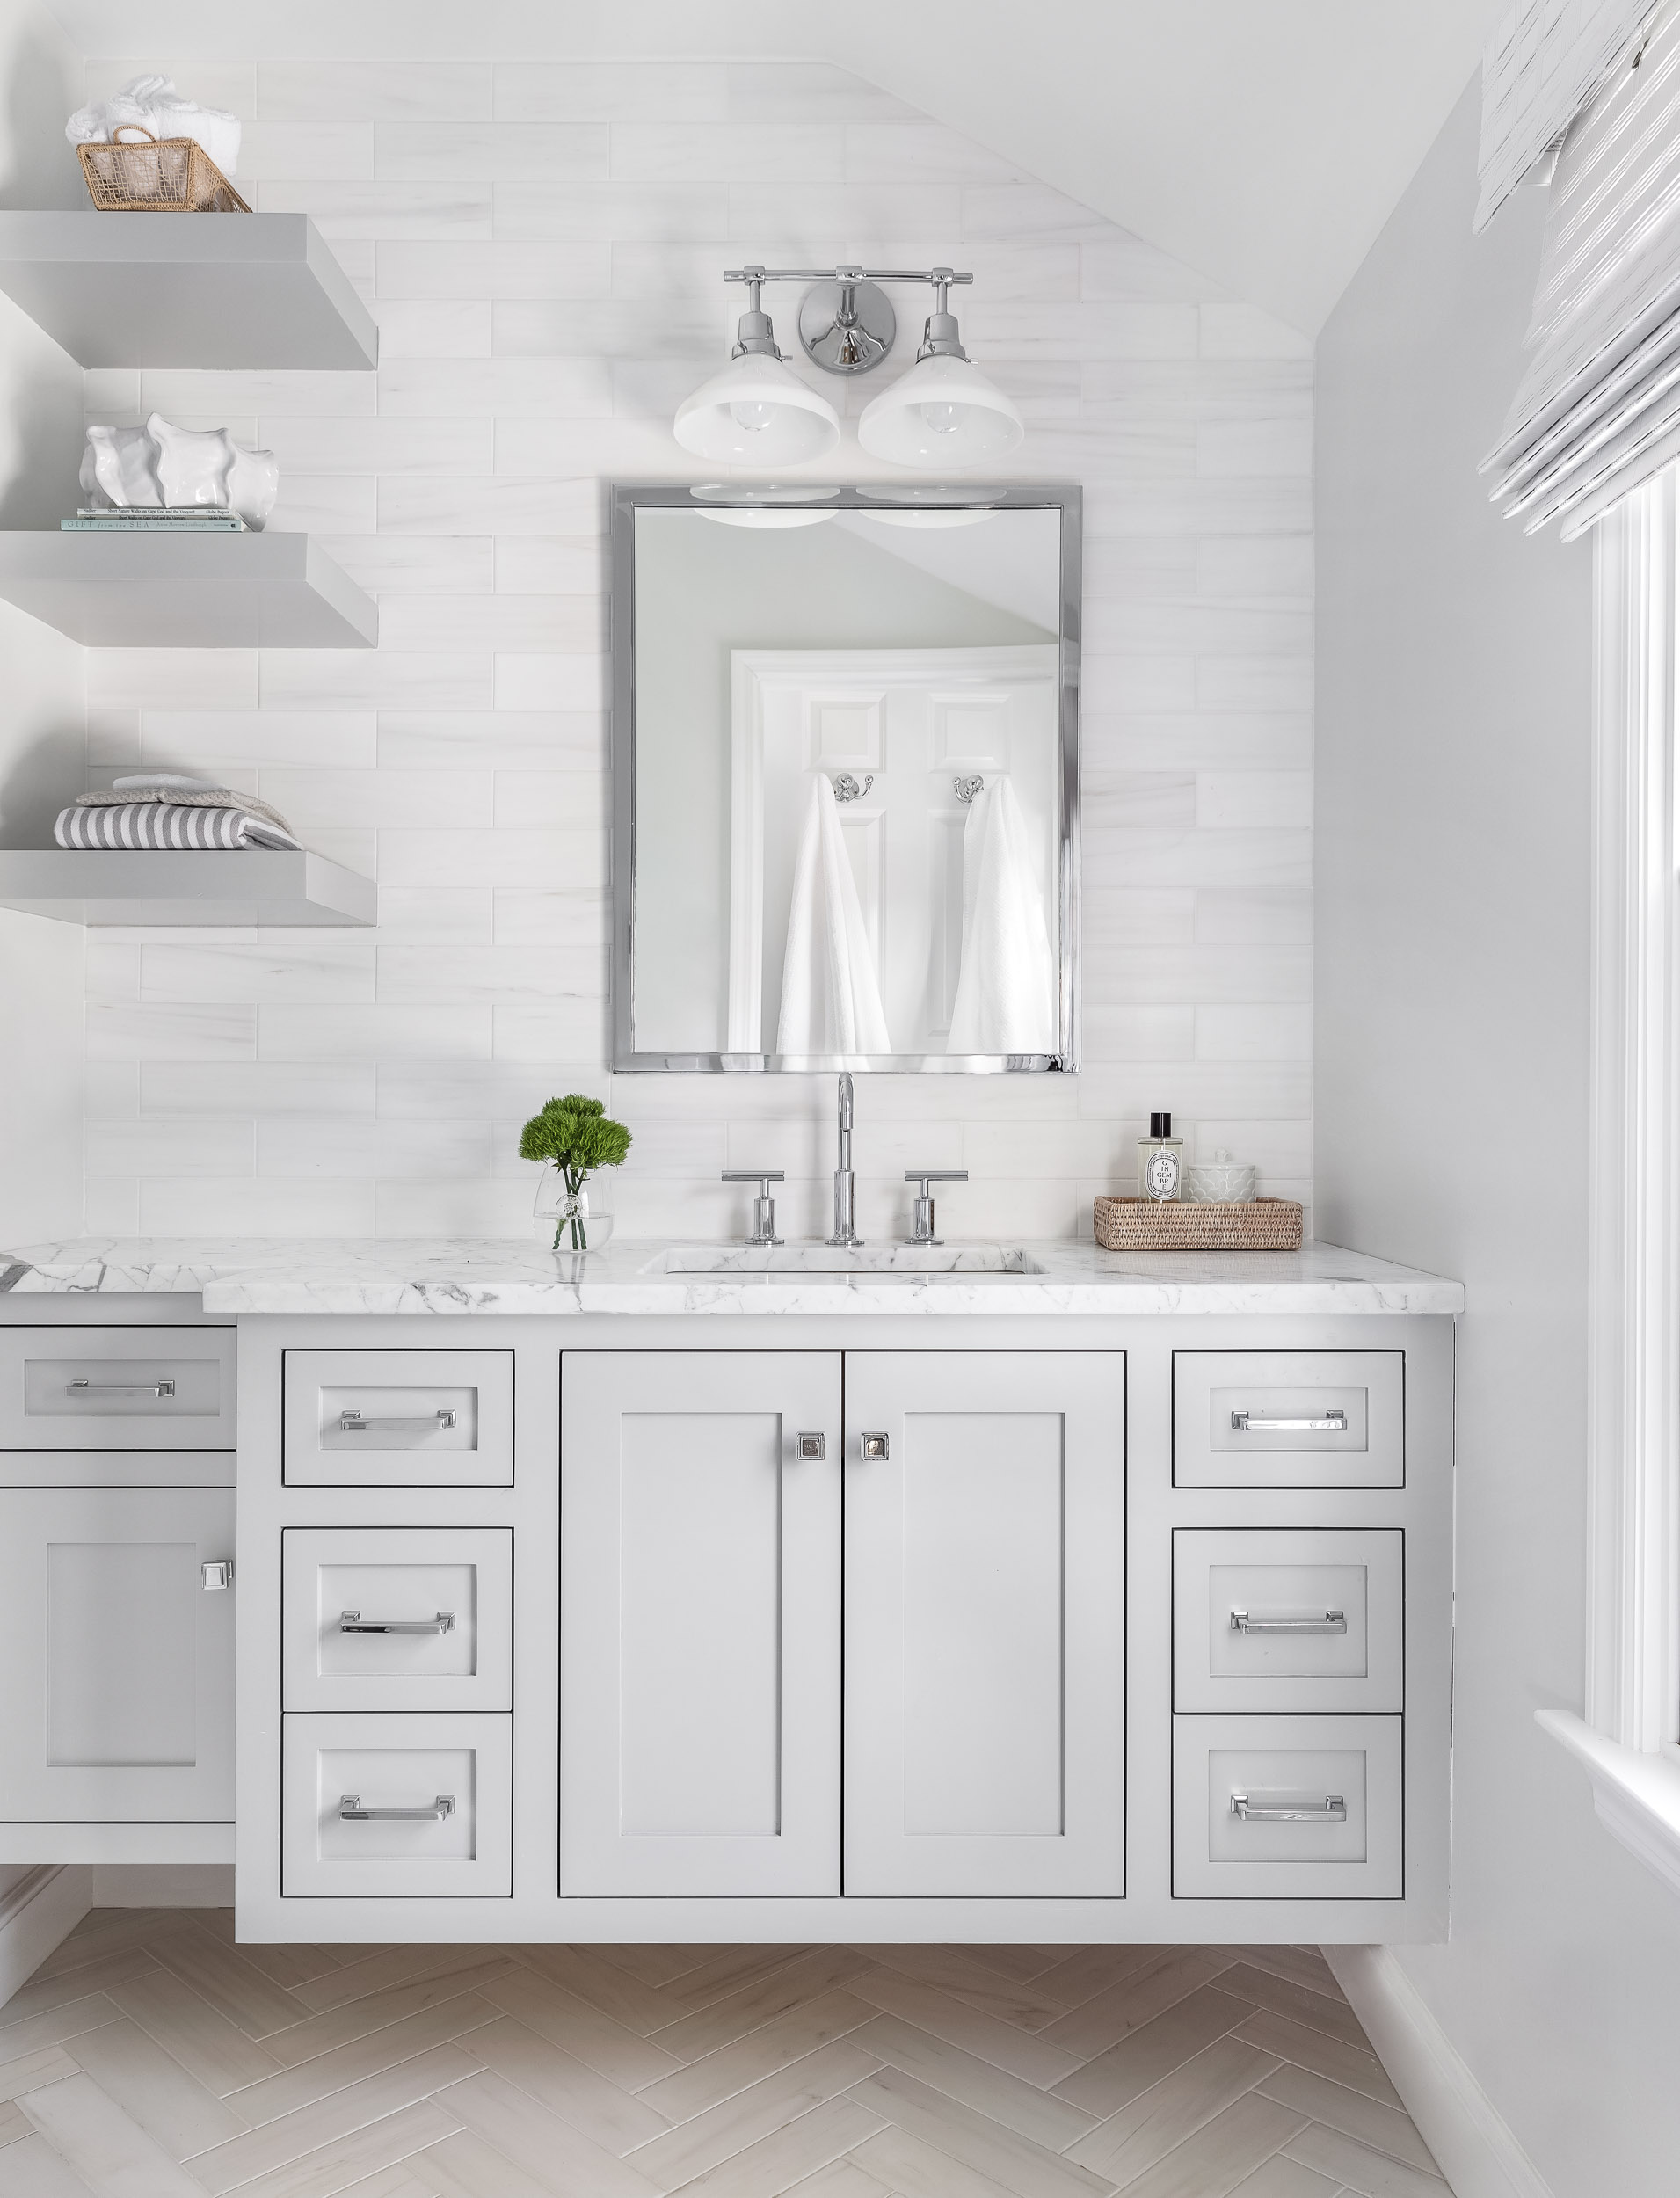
[
  {"x1": 281, "y1": 1527, "x2": 511, "y2": 1711},
  {"x1": 1175, "y1": 1528, "x2": 1402, "y2": 1712},
  {"x1": 282, "y1": 1711, "x2": 510, "y2": 1896},
  {"x1": 338, "y1": 1408, "x2": 455, "y2": 1435},
  {"x1": 1172, "y1": 1714, "x2": 1402, "y2": 1898},
  {"x1": 0, "y1": 1329, "x2": 234, "y2": 1451},
  {"x1": 68, "y1": 1377, "x2": 176, "y2": 1400},
  {"x1": 1174, "y1": 1349, "x2": 1404, "y2": 1487},
  {"x1": 283, "y1": 1349, "x2": 513, "y2": 1485}
]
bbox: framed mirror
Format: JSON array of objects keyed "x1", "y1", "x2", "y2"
[{"x1": 610, "y1": 482, "x2": 1080, "y2": 1072}]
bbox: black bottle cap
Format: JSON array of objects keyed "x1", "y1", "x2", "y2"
[
  {"x1": 1149, "y1": 1111, "x2": 1162, "y2": 1137},
  {"x1": 1161, "y1": 1110, "x2": 1172, "y2": 1137}
]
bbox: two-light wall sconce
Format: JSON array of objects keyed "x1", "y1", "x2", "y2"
[{"x1": 673, "y1": 265, "x2": 1025, "y2": 470}]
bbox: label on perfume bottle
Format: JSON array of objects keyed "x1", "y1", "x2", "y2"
[{"x1": 1144, "y1": 1147, "x2": 1182, "y2": 1202}]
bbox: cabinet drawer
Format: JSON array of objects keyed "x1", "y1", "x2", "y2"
[
  {"x1": 1173, "y1": 1528, "x2": 1403, "y2": 1713},
  {"x1": 1173, "y1": 1714, "x2": 1402, "y2": 1899},
  {"x1": 282, "y1": 1528, "x2": 513, "y2": 1712},
  {"x1": 1174, "y1": 1350, "x2": 1404, "y2": 1487},
  {"x1": 281, "y1": 1712, "x2": 511, "y2": 1896},
  {"x1": 283, "y1": 1351, "x2": 513, "y2": 1486},
  {"x1": 0, "y1": 1329, "x2": 233, "y2": 1451}
]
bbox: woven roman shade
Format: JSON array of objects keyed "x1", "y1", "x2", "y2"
[
  {"x1": 1477, "y1": 0, "x2": 1654, "y2": 229},
  {"x1": 1484, "y1": 0, "x2": 1680, "y2": 540}
]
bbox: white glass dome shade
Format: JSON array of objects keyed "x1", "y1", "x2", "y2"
[
  {"x1": 858, "y1": 350, "x2": 1024, "y2": 469},
  {"x1": 673, "y1": 348, "x2": 840, "y2": 465}
]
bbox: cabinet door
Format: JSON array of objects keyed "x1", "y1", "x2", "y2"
[
  {"x1": 0, "y1": 1488, "x2": 235, "y2": 1821},
  {"x1": 844, "y1": 1350, "x2": 1125, "y2": 1896},
  {"x1": 560, "y1": 1350, "x2": 841, "y2": 1896}
]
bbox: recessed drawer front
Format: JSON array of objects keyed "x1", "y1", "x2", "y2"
[
  {"x1": 0, "y1": 1329, "x2": 233, "y2": 1451},
  {"x1": 281, "y1": 1528, "x2": 513, "y2": 1712},
  {"x1": 283, "y1": 1350, "x2": 513, "y2": 1486},
  {"x1": 1173, "y1": 1714, "x2": 1402, "y2": 1899},
  {"x1": 1174, "y1": 1528, "x2": 1403, "y2": 1713},
  {"x1": 281, "y1": 1712, "x2": 511, "y2": 1896},
  {"x1": 1174, "y1": 1350, "x2": 1404, "y2": 1487}
]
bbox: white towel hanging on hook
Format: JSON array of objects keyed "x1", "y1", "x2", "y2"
[
  {"x1": 948, "y1": 774, "x2": 1057, "y2": 1055},
  {"x1": 775, "y1": 772, "x2": 891, "y2": 1056}
]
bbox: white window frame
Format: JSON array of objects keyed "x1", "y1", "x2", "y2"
[{"x1": 1540, "y1": 468, "x2": 1680, "y2": 1896}]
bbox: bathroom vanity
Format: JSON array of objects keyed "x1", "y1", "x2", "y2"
[{"x1": 0, "y1": 1236, "x2": 1458, "y2": 1947}]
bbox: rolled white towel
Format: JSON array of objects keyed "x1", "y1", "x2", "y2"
[{"x1": 66, "y1": 76, "x2": 242, "y2": 175}]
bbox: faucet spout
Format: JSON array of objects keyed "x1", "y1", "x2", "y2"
[{"x1": 827, "y1": 1072, "x2": 862, "y2": 1246}]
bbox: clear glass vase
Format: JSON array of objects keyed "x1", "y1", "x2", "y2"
[{"x1": 533, "y1": 1167, "x2": 615, "y2": 1253}]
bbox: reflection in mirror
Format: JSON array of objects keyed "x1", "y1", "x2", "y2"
[{"x1": 614, "y1": 487, "x2": 1080, "y2": 1071}]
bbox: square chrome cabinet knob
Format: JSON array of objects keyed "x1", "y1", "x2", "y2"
[
  {"x1": 796, "y1": 1431, "x2": 825, "y2": 1460},
  {"x1": 861, "y1": 1431, "x2": 890, "y2": 1460}
]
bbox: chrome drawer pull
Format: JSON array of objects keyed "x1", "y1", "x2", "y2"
[
  {"x1": 338, "y1": 1408, "x2": 456, "y2": 1433},
  {"x1": 1230, "y1": 1409, "x2": 1347, "y2": 1431},
  {"x1": 1231, "y1": 1791, "x2": 1347, "y2": 1823},
  {"x1": 796, "y1": 1432, "x2": 825, "y2": 1460},
  {"x1": 338, "y1": 1793, "x2": 455, "y2": 1823},
  {"x1": 860, "y1": 1431, "x2": 890, "y2": 1461},
  {"x1": 338, "y1": 1609, "x2": 455, "y2": 1635},
  {"x1": 68, "y1": 1378, "x2": 176, "y2": 1399},
  {"x1": 1230, "y1": 1608, "x2": 1347, "y2": 1634}
]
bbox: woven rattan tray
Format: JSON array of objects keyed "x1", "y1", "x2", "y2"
[
  {"x1": 78, "y1": 128, "x2": 250, "y2": 213},
  {"x1": 1093, "y1": 1196, "x2": 1304, "y2": 1251}
]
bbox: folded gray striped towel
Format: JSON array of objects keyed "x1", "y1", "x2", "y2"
[{"x1": 55, "y1": 803, "x2": 302, "y2": 851}]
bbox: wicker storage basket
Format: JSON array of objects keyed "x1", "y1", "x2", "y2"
[
  {"x1": 1093, "y1": 1195, "x2": 1304, "y2": 1252},
  {"x1": 77, "y1": 128, "x2": 250, "y2": 213}
]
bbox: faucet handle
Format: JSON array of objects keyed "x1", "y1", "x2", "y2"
[
  {"x1": 722, "y1": 1169, "x2": 785, "y2": 1248},
  {"x1": 905, "y1": 1168, "x2": 968, "y2": 1247}
]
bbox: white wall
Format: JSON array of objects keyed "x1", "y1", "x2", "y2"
[
  {"x1": 1317, "y1": 77, "x2": 1680, "y2": 2198},
  {"x1": 0, "y1": 0, "x2": 86, "y2": 1248},
  {"x1": 65, "y1": 54, "x2": 1315, "y2": 1247}
]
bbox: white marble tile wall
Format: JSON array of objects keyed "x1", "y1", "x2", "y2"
[{"x1": 76, "y1": 55, "x2": 1313, "y2": 1244}]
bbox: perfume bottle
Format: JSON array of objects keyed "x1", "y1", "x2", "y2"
[{"x1": 1137, "y1": 1110, "x2": 1184, "y2": 1203}]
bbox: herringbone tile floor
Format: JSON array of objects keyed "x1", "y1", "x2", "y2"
[{"x1": 0, "y1": 1915, "x2": 1450, "y2": 2198}]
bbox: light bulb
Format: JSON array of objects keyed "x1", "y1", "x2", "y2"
[
  {"x1": 919, "y1": 401, "x2": 965, "y2": 436},
  {"x1": 729, "y1": 399, "x2": 775, "y2": 433}
]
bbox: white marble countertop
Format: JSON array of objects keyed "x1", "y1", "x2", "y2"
[{"x1": 0, "y1": 1236, "x2": 1465, "y2": 1316}]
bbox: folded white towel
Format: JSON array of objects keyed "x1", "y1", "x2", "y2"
[
  {"x1": 66, "y1": 76, "x2": 242, "y2": 174},
  {"x1": 947, "y1": 775, "x2": 1058, "y2": 1055},
  {"x1": 56, "y1": 803, "x2": 300, "y2": 852},
  {"x1": 81, "y1": 782, "x2": 296, "y2": 837},
  {"x1": 775, "y1": 773, "x2": 891, "y2": 1057}
]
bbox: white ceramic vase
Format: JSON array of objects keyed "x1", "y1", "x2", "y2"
[{"x1": 80, "y1": 411, "x2": 279, "y2": 530}]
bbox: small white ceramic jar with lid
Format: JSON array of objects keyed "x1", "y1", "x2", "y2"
[{"x1": 1185, "y1": 1148, "x2": 1256, "y2": 1204}]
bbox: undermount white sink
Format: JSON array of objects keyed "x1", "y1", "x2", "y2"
[{"x1": 656, "y1": 1244, "x2": 1044, "y2": 1277}]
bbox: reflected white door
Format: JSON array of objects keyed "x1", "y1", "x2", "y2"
[
  {"x1": 842, "y1": 1350, "x2": 1126, "y2": 1896},
  {"x1": 559, "y1": 1350, "x2": 842, "y2": 1896},
  {"x1": 729, "y1": 645, "x2": 1059, "y2": 1054}
]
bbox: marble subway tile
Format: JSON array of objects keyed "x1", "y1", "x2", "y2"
[
  {"x1": 965, "y1": 301, "x2": 1199, "y2": 360},
  {"x1": 138, "y1": 1178, "x2": 380, "y2": 1234},
  {"x1": 88, "y1": 1004, "x2": 258, "y2": 1062},
  {"x1": 1082, "y1": 231, "x2": 1228, "y2": 302},
  {"x1": 495, "y1": 62, "x2": 730, "y2": 121},
  {"x1": 494, "y1": 654, "x2": 607, "y2": 712},
  {"x1": 87, "y1": 708, "x2": 142, "y2": 765},
  {"x1": 377, "y1": 828, "x2": 601, "y2": 890},
  {"x1": 87, "y1": 57, "x2": 256, "y2": 111},
  {"x1": 372, "y1": 300, "x2": 492, "y2": 357},
  {"x1": 85, "y1": 1061, "x2": 141, "y2": 1119},
  {"x1": 87, "y1": 1119, "x2": 255, "y2": 1177},
  {"x1": 237, "y1": 120, "x2": 375, "y2": 179},
  {"x1": 1085, "y1": 477, "x2": 1313, "y2": 537},
  {"x1": 723, "y1": 182, "x2": 964, "y2": 244},
  {"x1": 258, "y1": 768, "x2": 495, "y2": 828},
  {"x1": 493, "y1": 297, "x2": 717, "y2": 358},
  {"x1": 842, "y1": 123, "x2": 1019, "y2": 181},
  {"x1": 1076, "y1": 1062, "x2": 1312, "y2": 1121},
  {"x1": 492, "y1": 999, "x2": 611, "y2": 1059},
  {"x1": 376, "y1": 594, "x2": 602, "y2": 655},
  {"x1": 1197, "y1": 536, "x2": 1316, "y2": 600},
  {"x1": 1084, "y1": 943, "x2": 1311, "y2": 1008},
  {"x1": 377, "y1": 477, "x2": 602, "y2": 533},
  {"x1": 612, "y1": 122, "x2": 846, "y2": 182},
  {"x1": 257, "y1": 1117, "x2": 494, "y2": 1177},
  {"x1": 1081, "y1": 1007, "x2": 1198, "y2": 1063},
  {"x1": 378, "y1": 712, "x2": 600, "y2": 770},
  {"x1": 265, "y1": 475, "x2": 379, "y2": 535},
  {"x1": 258, "y1": 418, "x2": 492, "y2": 474},
  {"x1": 88, "y1": 651, "x2": 257, "y2": 711},
  {"x1": 377, "y1": 358, "x2": 615, "y2": 417},
  {"x1": 1196, "y1": 657, "x2": 1314, "y2": 712},
  {"x1": 1196, "y1": 886, "x2": 1314, "y2": 944},
  {"x1": 377, "y1": 945, "x2": 601, "y2": 1002},
  {"x1": 1198, "y1": 770, "x2": 1314, "y2": 830},
  {"x1": 376, "y1": 241, "x2": 615, "y2": 300},
  {"x1": 1200, "y1": 301, "x2": 1315, "y2": 359},
  {"x1": 726, "y1": 63, "x2": 923, "y2": 121},
  {"x1": 318, "y1": 537, "x2": 497, "y2": 595},
  {"x1": 962, "y1": 180, "x2": 1110, "y2": 237},
  {"x1": 377, "y1": 1062, "x2": 607, "y2": 1119},
  {"x1": 1083, "y1": 887, "x2": 1199, "y2": 946},
  {"x1": 139, "y1": 368, "x2": 377, "y2": 418},
  {"x1": 493, "y1": 887, "x2": 607, "y2": 950},
  {"x1": 1198, "y1": 415, "x2": 1316, "y2": 477},
  {"x1": 494, "y1": 538, "x2": 607, "y2": 593},
  {"x1": 374, "y1": 889, "x2": 497, "y2": 944},
  {"x1": 491, "y1": 772, "x2": 605, "y2": 830},
  {"x1": 139, "y1": 938, "x2": 375, "y2": 1004},
  {"x1": 376, "y1": 123, "x2": 610, "y2": 182},
  {"x1": 258, "y1": 652, "x2": 494, "y2": 711},
  {"x1": 257, "y1": 61, "x2": 493, "y2": 120},
  {"x1": 1090, "y1": 710, "x2": 1313, "y2": 772},
  {"x1": 494, "y1": 183, "x2": 732, "y2": 242},
  {"x1": 1196, "y1": 1005, "x2": 1314, "y2": 1062},
  {"x1": 376, "y1": 1179, "x2": 544, "y2": 1236},
  {"x1": 86, "y1": 1178, "x2": 141, "y2": 1234},
  {"x1": 254, "y1": 181, "x2": 493, "y2": 239},
  {"x1": 259, "y1": 1005, "x2": 493, "y2": 1062},
  {"x1": 142, "y1": 1063, "x2": 377, "y2": 1116}
]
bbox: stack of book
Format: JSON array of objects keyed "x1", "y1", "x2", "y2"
[{"x1": 62, "y1": 506, "x2": 247, "y2": 532}]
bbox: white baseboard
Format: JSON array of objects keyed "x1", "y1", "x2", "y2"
[
  {"x1": 90, "y1": 1864, "x2": 234, "y2": 1908},
  {"x1": 1325, "y1": 1945, "x2": 1554, "y2": 2198},
  {"x1": 0, "y1": 1864, "x2": 91, "y2": 2010}
]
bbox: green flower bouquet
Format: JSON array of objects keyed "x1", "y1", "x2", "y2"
[{"x1": 520, "y1": 1094, "x2": 632, "y2": 1252}]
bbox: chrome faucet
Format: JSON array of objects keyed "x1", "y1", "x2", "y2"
[{"x1": 826, "y1": 1072, "x2": 862, "y2": 1246}]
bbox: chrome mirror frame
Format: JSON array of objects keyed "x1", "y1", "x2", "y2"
[{"x1": 608, "y1": 480, "x2": 1082, "y2": 1074}]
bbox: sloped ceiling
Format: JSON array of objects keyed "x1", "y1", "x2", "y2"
[{"x1": 45, "y1": 0, "x2": 1509, "y2": 333}]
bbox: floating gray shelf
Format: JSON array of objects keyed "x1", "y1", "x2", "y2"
[
  {"x1": 0, "y1": 531, "x2": 377, "y2": 647},
  {"x1": 0, "y1": 849, "x2": 377, "y2": 927},
  {"x1": 0, "y1": 212, "x2": 377, "y2": 368}
]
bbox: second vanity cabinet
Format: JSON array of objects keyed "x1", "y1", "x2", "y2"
[{"x1": 560, "y1": 1350, "x2": 1125, "y2": 1899}]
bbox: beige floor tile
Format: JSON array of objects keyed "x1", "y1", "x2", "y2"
[
  {"x1": 0, "y1": 1952, "x2": 162, "y2": 2027},
  {"x1": 290, "y1": 1948, "x2": 509, "y2": 2019},
  {"x1": 457, "y1": 2011, "x2": 673, "y2": 2152},
  {"x1": 210, "y1": 2099, "x2": 462, "y2": 2198},
  {"x1": 649, "y1": 1950, "x2": 875, "y2": 2063},
  {"x1": 1231, "y1": 2010, "x2": 1401, "y2": 2109},
  {"x1": 1039, "y1": 1952, "x2": 1235, "y2": 2061},
  {"x1": 480, "y1": 1963, "x2": 683, "y2": 2091},
  {"x1": 0, "y1": 2047, "x2": 83, "y2": 2102},
  {"x1": 66, "y1": 2016, "x2": 251, "y2": 2157},
  {"x1": 149, "y1": 1925, "x2": 313, "y2": 2041},
  {"x1": 585, "y1": 1947, "x2": 732, "y2": 1991},
  {"x1": 1211, "y1": 1970, "x2": 1370, "y2": 2054},
  {"x1": 848, "y1": 2015, "x2": 1095, "y2": 2153},
  {"x1": 433, "y1": 2065, "x2": 663, "y2": 2197},
  {"x1": 1107, "y1": 2092, "x2": 1308, "y2": 2198},
  {"x1": 628, "y1": 2039, "x2": 880, "y2": 2191},
  {"x1": 846, "y1": 1969, "x2": 1082, "y2": 2091},
  {"x1": 854, "y1": 1952, "x2": 1070, "y2": 2034},
  {"x1": 225, "y1": 1996, "x2": 501, "y2": 2127},
  {"x1": 105, "y1": 1968, "x2": 282, "y2": 2095},
  {"x1": 782, "y1": 2158, "x2": 898, "y2": 2198},
  {"x1": 30, "y1": 1912, "x2": 183, "y2": 1983},
  {"x1": 331, "y1": 2166, "x2": 438, "y2": 2198},
  {"x1": 0, "y1": 2095, "x2": 33, "y2": 2143},
  {"x1": 637, "y1": 1991, "x2": 876, "y2": 2123},
  {"x1": 945, "y1": 1949, "x2": 1069, "y2": 1987},
  {"x1": 1067, "y1": 2036, "x2": 1281, "y2": 2182},
  {"x1": 1225, "y1": 2157, "x2": 1342, "y2": 2198},
  {"x1": 513, "y1": 1947, "x2": 678, "y2": 2036},
  {"x1": 1282, "y1": 2123, "x2": 1451, "y2": 2197},
  {"x1": 1217, "y1": 1950, "x2": 1343, "y2": 2003},
  {"x1": 0, "y1": 2001, "x2": 121, "y2": 2065},
  {"x1": 664, "y1": 2094, "x2": 885, "y2": 2198},
  {"x1": 409, "y1": 2126, "x2": 564, "y2": 2197},
  {"x1": 851, "y1": 2122, "x2": 1020, "y2": 2198},
  {"x1": 658, "y1": 1946, "x2": 820, "y2": 2012},
  {"x1": 185, "y1": 2043, "x2": 483, "y2": 2194},
  {"x1": 845, "y1": 2066, "x2": 1110, "y2": 2198},
  {"x1": 1051, "y1": 1984, "x2": 1256, "y2": 2118},
  {"x1": 18, "y1": 2071, "x2": 207, "y2": 2197},
  {"x1": 1027, "y1": 1947, "x2": 1182, "y2": 2017},
  {"x1": 261, "y1": 1963, "x2": 518, "y2": 2071},
  {"x1": 0, "y1": 2130, "x2": 102, "y2": 2195},
  {"x1": 1257, "y1": 2066, "x2": 1438, "y2": 2173}
]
